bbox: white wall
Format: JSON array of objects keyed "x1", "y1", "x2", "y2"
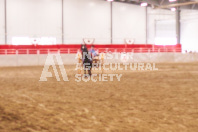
[
  {"x1": 0, "y1": 0, "x2": 150, "y2": 44},
  {"x1": 63, "y1": 0, "x2": 111, "y2": 44},
  {"x1": 181, "y1": 10, "x2": 198, "y2": 52},
  {"x1": 112, "y1": 2, "x2": 146, "y2": 44},
  {"x1": 7, "y1": 0, "x2": 62, "y2": 44},
  {"x1": 0, "y1": 0, "x2": 5, "y2": 44},
  {"x1": 0, "y1": 0, "x2": 182, "y2": 45},
  {"x1": 147, "y1": 8, "x2": 175, "y2": 44}
]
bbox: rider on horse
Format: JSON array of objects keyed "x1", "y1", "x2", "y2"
[
  {"x1": 81, "y1": 44, "x2": 92, "y2": 77},
  {"x1": 89, "y1": 45, "x2": 99, "y2": 58}
]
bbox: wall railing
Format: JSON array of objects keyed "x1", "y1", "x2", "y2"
[{"x1": 0, "y1": 48, "x2": 182, "y2": 55}]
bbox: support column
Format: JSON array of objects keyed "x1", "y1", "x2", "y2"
[
  {"x1": 5, "y1": 0, "x2": 7, "y2": 44},
  {"x1": 62, "y1": 0, "x2": 64, "y2": 44},
  {"x1": 110, "y1": 2, "x2": 113, "y2": 44},
  {"x1": 145, "y1": 7, "x2": 148, "y2": 44},
  {"x1": 176, "y1": 8, "x2": 181, "y2": 44}
]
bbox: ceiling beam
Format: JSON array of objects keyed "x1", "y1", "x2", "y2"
[
  {"x1": 155, "y1": 1, "x2": 198, "y2": 9},
  {"x1": 160, "y1": 0, "x2": 165, "y2": 5},
  {"x1": 146, "y1": 0, "x2": 160, "y2": 6}
]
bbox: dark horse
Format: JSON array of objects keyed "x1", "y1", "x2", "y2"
[{"x1": 81, "y1": 45, "x2": 92, "y2": 77}]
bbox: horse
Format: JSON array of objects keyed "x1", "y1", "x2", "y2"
[
  {"x1": 81, "y1": 45, "x2": 92, "y2": 77},
  {"x1": 77, "y1": 44, "x2": 105, "y2": 76}
]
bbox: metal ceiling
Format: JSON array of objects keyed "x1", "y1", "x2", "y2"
[{"x1": 107, "y1": 0, "x2": 198, "y2": 10}]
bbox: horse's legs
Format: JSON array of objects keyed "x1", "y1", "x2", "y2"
[
  {"x1": 88, "y1": 68, "x2": 92, "y2": 76},
  {"x1": 84, "y1": 69, "x2": 87, "y2": 77}
]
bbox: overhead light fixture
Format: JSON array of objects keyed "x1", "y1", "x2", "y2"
[
  {"x1": 169, "y1": 0, "x2": 177, "y2": 2},
  {"x1": 171, "y1": 8, "x2": 176, "y2": 11},
  {"x1": 141, "y1": 3, "x2": 148, "y2": 7},
  {"x1": 107, "y1": 0, "x2": 114, "y2": 1}
]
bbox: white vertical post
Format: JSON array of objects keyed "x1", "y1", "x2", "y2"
[{"x1": 16, "y1": 50, "x2": 18, "y2": 66}]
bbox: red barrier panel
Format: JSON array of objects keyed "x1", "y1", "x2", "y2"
[{"x1": 0, "y1": 44, "x2": 182, "y2": 54}]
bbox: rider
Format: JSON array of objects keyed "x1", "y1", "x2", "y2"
[
  {"x1": 81, "y1": 44, "x2": 92, "y2": 76},
  {"x1": 89, "y1": 45, "x2": 98, "y2": 59}
]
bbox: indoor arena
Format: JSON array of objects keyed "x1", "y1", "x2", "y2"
[{"x1": 0, "y1": 0, "x2": 198, "y2": 132}]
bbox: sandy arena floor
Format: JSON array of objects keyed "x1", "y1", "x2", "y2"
[{"x1": 0, "y1": 63, "x2": 198, "y2": 132}]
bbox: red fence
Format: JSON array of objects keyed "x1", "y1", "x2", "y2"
[{"x1": 0, "y1": 44, "x2": 182, "y2": 55}]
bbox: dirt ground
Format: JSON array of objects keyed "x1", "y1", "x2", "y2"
[{"x1": 0, "y1": 63, "x2": 198, "y2": 132}]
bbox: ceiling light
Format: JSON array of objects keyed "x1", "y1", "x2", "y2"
[
  {"x1": 141, "y1": 3, "x2": 148, "y2": 7},
  {"x1": 171, "y1": 8, "x2": 176, "y2": 11},
  {"x1": 169, "y1": 0, "x2": 177, "y2": 2}
]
